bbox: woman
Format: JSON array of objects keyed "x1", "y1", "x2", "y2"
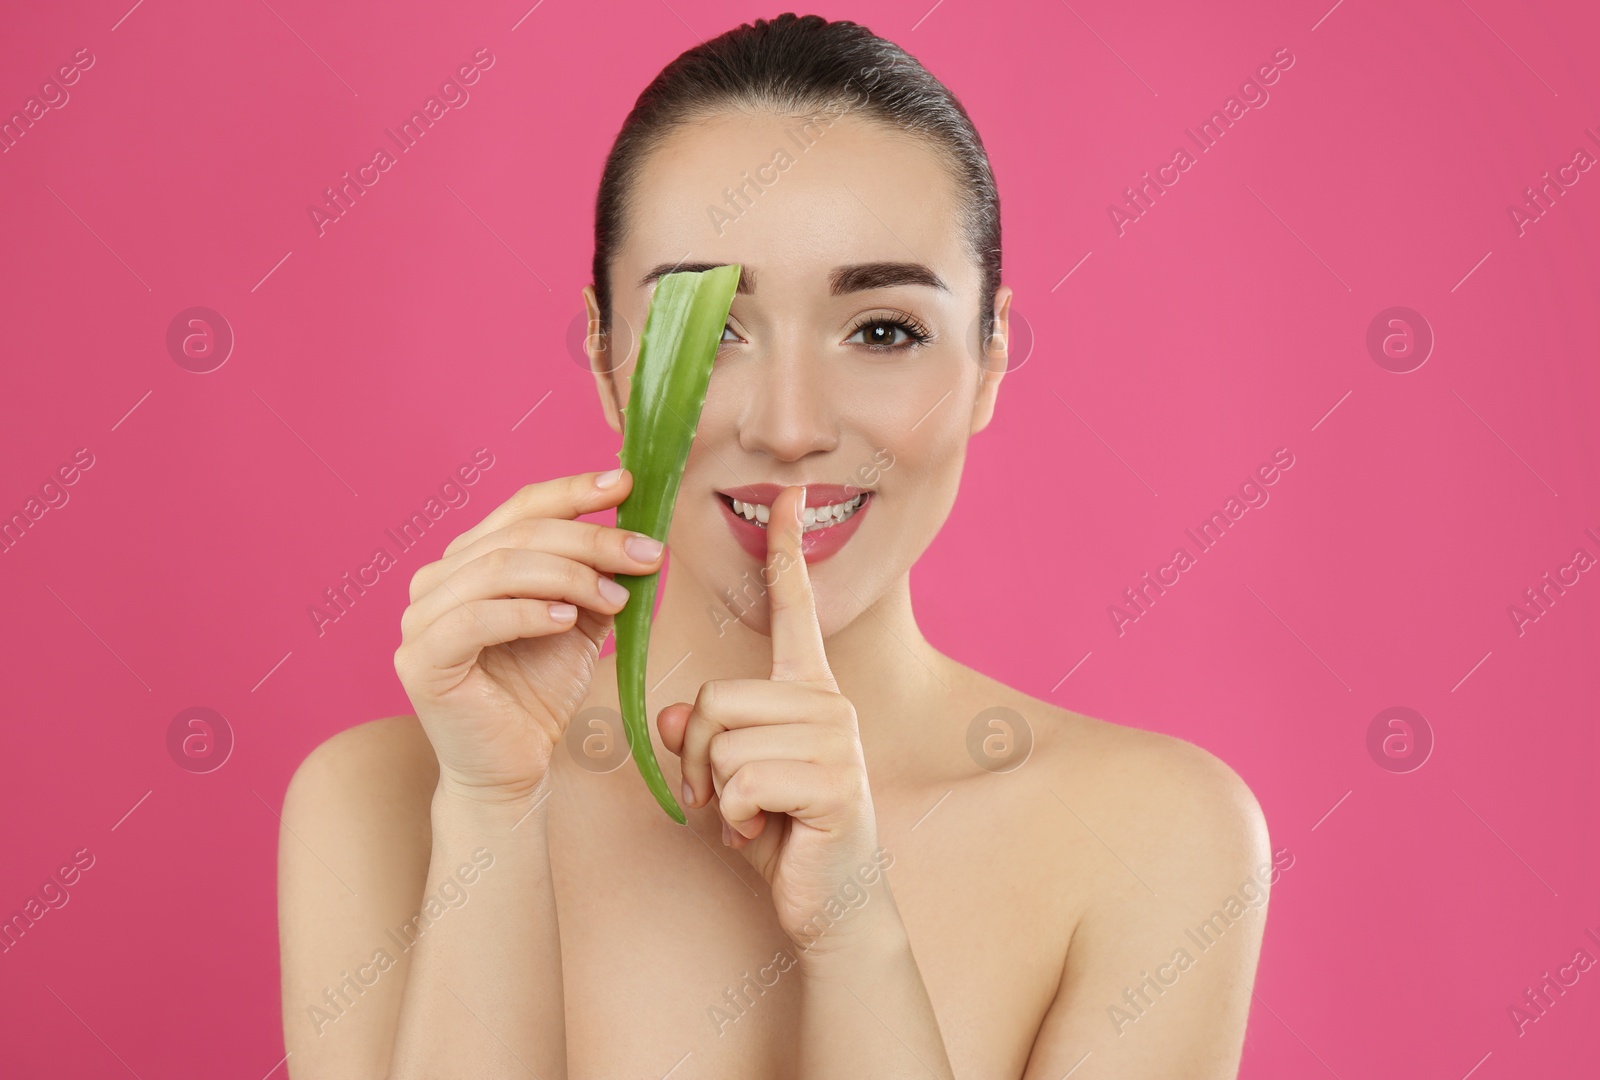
[{"x1": 278, "y1": 13, "x2": 1271, "y2": 1078}]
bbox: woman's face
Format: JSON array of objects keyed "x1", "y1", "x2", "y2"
[{"x1": 588, "y1": 108, "x2": 1009, "y2": 638}]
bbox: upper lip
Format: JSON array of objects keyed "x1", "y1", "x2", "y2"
[{"x1": 717, "y1": 483, "x2": 871, "y2": 507}]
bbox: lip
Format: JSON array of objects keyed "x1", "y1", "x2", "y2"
[{"x1": 714, "y1": 484, "x2": 873, "y2": 564}]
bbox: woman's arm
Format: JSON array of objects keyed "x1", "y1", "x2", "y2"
[
  {"x1": 794, "y1": 886, "x2": 955, "y2": 1079},
  {"x1": 279, "y1": 469, "x2": 668, "y2": 1078},
  {"x1": 1021, "y1": 741, "x2": 1274, "y2": 1079},
  {"x1": 276, "y1": 722, "x2": 569, "y2": 1080},
  {"x1": 385, "y1": 782, "x2": 566, "y2": 1080}
]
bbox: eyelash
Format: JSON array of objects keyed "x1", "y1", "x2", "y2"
[
  {"x1": 720, "y1": 314, "x2": 932, "y2": 352},
  {"x1": 846, "y1": 312, "x2": 933, "y2": 352}
]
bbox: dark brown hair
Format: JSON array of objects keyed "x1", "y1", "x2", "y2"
[{"x1": 591, "y1": 11, "x2": 1002, "y2": 352}]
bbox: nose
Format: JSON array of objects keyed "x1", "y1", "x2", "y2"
[{"x1": 736, "y1": 341, "x2": 839, "y2": 462}]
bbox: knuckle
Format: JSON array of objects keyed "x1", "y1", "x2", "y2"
[
  {"x1": 440, "y1": 601, "x2": 476, "y2": 637},
  {"x1": 820, "y1": 767, "x2": 853, "y2": 808},
  {"x1": 696, "y1": 679, "x2": 728, "y2": 717},
  {"x1": 594, "y1": 523, "x2": 620, "y2": 562},
  {"x1": 482, "y1": 544, "x2": 518, "y2": 579},
  {"x1": 505, "y1": 519, "x2": 540, "y2": 550},
  {"x1": 708, "y1": 734, "x2": 733, "y2": 773},
  {"x1": 722, "y1": 768, "x2": 749, "y2": 807},
  {"x1": 515, "y1": 598, "x2": 542, "y2": 634},
  {"x1": 393, "y1": 644, "x2": 419, "y2": 684},
  {"x1": 408, "y1": 564, "x2": 434, "y2": 603},
  {"x1": 561, "y1": 557, "x2": 595, "y2": 595}
]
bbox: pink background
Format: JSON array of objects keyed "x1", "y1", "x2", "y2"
[{"x1": 2, "y1": 0, "x2": 1597, "y2": 1075}]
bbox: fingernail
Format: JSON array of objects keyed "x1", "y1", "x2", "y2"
[
  {"x1": 595, "y1": 468, "x2": 624, "y2": 488},
  {"x1": 720, "y1": 820, "x2": 731, "y2": 846},
  {"x1": 795, "y1": 485, "x2": 807, "y2": 527},
  {"x1": 599, "y1": 577, "x2": 629, "y2": 605},
  {"x1": 550, "y1": 603, "x2": 578, "y2": 622},
  {"x1": 681, "y1": 781, "x2": 694, "y2": 807},
  {"x1": 626, "y1": 534, "x2": 664, "y2": 561}
]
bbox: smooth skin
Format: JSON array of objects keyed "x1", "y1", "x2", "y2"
[{"x1": 277, "y1": 109, "x2": 1271, "y2": 1079}]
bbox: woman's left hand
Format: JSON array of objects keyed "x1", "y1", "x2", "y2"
[{"x1": 657, "y1": 485, "x2": 885, "y2": 948}]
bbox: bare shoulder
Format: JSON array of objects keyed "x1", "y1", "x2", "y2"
[
  {"x1": 278, "y1": 717, "x2": 440, "y2": 1072},
  {"x1": 283, "y1": 714, "x2": 439, "y2": 825},
  {"x1": 940, "y1": 664, "x2": 1275, "y2": 1073},
  {"x1": 279, "y1": 714, "x2": 441, "y2": 909},
  {"x1": 944, "y1": 659, "x2": 1271, "y2": 885}
]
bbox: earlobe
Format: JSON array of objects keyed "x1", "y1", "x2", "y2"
[
  {"x1": 969, "y1": 285, "x2": 1012, "y2": 436},
  {"x1": 583, "y1": 284, "x2": 625, "y2": 434}
]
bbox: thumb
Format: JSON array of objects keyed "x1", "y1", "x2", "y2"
[{"x1": 656, "y1": 702, "x2": 691, "y2": 757}]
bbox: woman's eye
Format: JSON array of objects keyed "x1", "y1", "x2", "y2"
[
  {"x1": 720, "y1": 322, "x2": 740, "y2": 343},
  {"x1": 850, "y1": 318, "x2": 927, "y2": 350}
]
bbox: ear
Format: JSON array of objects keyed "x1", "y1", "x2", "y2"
[
  {"x1": 969, "y1": 284, "x2": 1012, "y2": 436},
  {"x1": 584, "y1": 284, "x2": 626, "y2": 435}
]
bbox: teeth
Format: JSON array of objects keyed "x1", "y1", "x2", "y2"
[{"x1": 726, "y1": 493, "x2": 866, "y2": 531}]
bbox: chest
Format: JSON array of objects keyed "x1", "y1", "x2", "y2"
[{"x1": 545, "y1": 777, "x2": 1076, "y2": 1078}]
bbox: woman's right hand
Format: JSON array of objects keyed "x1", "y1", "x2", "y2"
[{"x1": 393, "y1": 468, "x2": 665, "y2": 805}]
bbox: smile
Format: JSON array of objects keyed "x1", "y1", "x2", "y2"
[
  {"x1": 714, "y1": 484, "x2": 874, "y2": 563},
  {"x1": 721, "y1": 492, "x2": 868, "y2": 532}
]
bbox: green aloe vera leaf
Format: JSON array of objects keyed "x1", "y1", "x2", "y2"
[{"x1": 613, "y1": 263, "x2": 741, "y2": 824}]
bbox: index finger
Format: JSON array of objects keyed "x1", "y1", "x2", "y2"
[
  {"x1": 443, "y1": 468, "x2": 632, "y2": 558},
  {"x1": 765, "y1": 485, "x2": 835, "y2": 687}
]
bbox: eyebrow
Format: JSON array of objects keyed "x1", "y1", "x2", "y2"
[{"x1": 636, "y1": 261, "x2": 949, "y2": 296}]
